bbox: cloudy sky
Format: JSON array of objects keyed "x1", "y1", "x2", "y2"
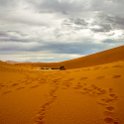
[{"x1": 0, "y1": 0, "x2": 124, "y2": 62}]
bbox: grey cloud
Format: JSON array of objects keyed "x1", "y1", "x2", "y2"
[
  {"x1": 0, "y1": 0, "x2": 16, "y2": 7},
  {"x1": 0, "y1": 31, "x2": 31, "y2": 42},
  {"x1": 103, "y1": 39, "x2": 124, "y2": 45},
  {"x1": 0, "y1": 0, "x2": 124, "y2": 62},
  {"x1": 63, "y1": 18, "x2": 88, "y2": 30},
  {"x1": 0, "y1": 40, "x2": 110, "y2": 55},
  {"x1": 90, "y1": 13, "x2": 124, "y2": 33},
  {"x1": 0, "y1": 31, "x2": 9, "y2": 37},
  {"x1": 101, "y1": 15, "x2": 124, "y2": 29},
  {"x1": 29, "y1": 0, "x2": 86, "y2": 15},
  {"x1": 0, "y1": 41, "x2": 40, "y2": 52},
  {"x1": 40, "y1": 41, "x2": 111, "y2": 55},
  {"x1": 90, "y1": 24, "x2": 112, "y2": 32}
]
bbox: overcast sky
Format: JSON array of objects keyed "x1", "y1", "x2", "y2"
[{"x1": 0, "y1": 0, "x2": 124, "y2": 62}]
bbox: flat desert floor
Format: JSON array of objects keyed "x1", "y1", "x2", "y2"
[{"x1": 0, "y1": 60, "x2": 124, "y2": 124}]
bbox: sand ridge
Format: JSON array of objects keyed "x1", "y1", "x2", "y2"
[{"x1": 17, "y1": 45, "x2": 124, "y2": 69}]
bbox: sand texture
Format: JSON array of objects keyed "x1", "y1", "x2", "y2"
[{"x1": 0, "y1": 46, "x2": 124, "y2": 124}]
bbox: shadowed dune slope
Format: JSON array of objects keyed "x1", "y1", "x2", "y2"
[
  {"x1": 17, "y1": 45, "x2": 124, "y2": 69},
  {"x1": 56, "y1": 45, "x2": 124, "y2": 69}
]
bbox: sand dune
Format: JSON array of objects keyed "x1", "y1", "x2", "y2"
[
  {"x1": 17, "y1": 45, "x2": 124, "y2": 69},
  {"x1": 0, "y1": 45, "x2": 124, "y2": 124}
]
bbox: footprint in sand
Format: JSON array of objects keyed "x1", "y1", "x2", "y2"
[
  {"x1": 16, "y1": 86, "x2": 25, "y2": 90},
  {"x1": 99, "y1": 90, "x2": 118, "y2": 104},
  {"x1": 113, "y1": 121, "x2": 119, "y2": 124},
  {"x1": 109, "y1": 88, "x2": 114, "y2": 93},
  {"x1": 104, "y1": 117, "x2": 114, "y2": 123},
  {"x1": 109, "y1": 93, "x2": 118, "y2": 100},
  {"x1": 34, "y1": 83, "x2": 58, "y2": 124},
  {"x1": 101, "y1": 97, "x2": 116, "y2": 104},
  {"x1": 104, "y1": 116, "x2": 119, "y2": 124},
  {"x1": 113, "y1": 75, "x2": 121, "y2": 79},
  {"x1": 91, "y1": 84, "x2": 98, "y2": 89},
  {"x1": 30, "y1": 85, "x2": 40, "y2": 89},
  {"x1": 74, "y1": 83, "x2": 105, "y2": 97},
  {"x1": 0, "y1": 84, "x2": 5, "y2": 89},
  {"x1": 97, "y1": 88, "x2": 120, "y2": 124},
  {"x1": 103, "y1": 110, "x2": 114, "y2": 117},
  {"x1": 62, "y1": 82, "x2": 72, "y2": 89},
  {"x1": 108, "y1": 89, "x2": 118, "y2": 99},
  {"x1": 0, "y1": 83, "x2": 7, "y2": 87},
  {"x1": 106, "y1": 106, "x2": 114, "y2": 111},
  {"x1": 73, "y1": 82, "x2": 82, "y2": 90},
  {"x1": 34, "y1": 97, "x2": 57, "y2": 124},
  {"x1": 11, "y1": 83, "x2": 19, "y2": 87},
  {"x1": 34, "y1": 113, "x2": 44, "y2": 124},
  {"x1": 2, "y1": 90, "x2": 12, "y2": 95},
  {"x1": 103, "y1": 106, "x2": 115, "y2": 118},
  {"x1": 83, "y1": 84, "x2": 106, "y2": 96}
]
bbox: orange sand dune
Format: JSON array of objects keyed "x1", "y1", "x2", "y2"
[
  {"x1": 0, "y1": 45, "x2": 124, "y2": 124},
  {"x1": 17, "y1": 45, "x2": 124, "y2": 69}
]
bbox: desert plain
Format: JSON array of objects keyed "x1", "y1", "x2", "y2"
[{"x1": 0, "y1": 45, "x2": 124, "y2": 124}]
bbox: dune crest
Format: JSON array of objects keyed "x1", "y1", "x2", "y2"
[{"x1": 16, "y1": 45, "x2": 124, "y2": 69}]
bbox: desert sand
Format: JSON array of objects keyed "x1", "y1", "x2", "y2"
[{"x1": 0, "y1": 45, "x2": 124, "y2": 124}]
